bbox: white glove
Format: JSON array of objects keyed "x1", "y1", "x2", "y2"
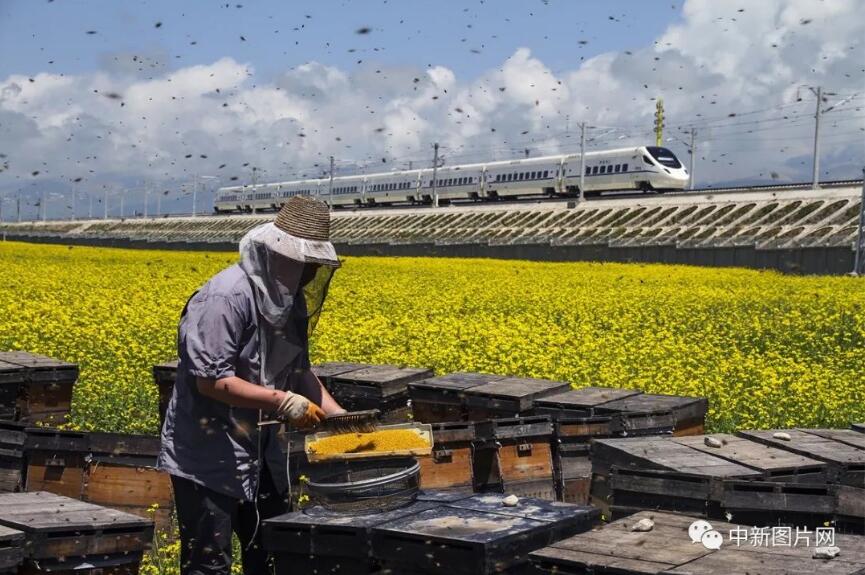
[{"x1": 276, "y1": 391, "x2": 325, "y2": 428}]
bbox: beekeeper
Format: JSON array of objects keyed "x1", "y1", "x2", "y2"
[{"x1": 158, "y1": 195, "x2": 344, "y2": 575}]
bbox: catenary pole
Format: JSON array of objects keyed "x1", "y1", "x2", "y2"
[
  {"x1": 328, "y1": 155, "x2": 334, "y2": 210},
  {"x1": 432, "y1": 143, "x2": 440, "y2": 208},
  {"x1": 854, "y1": 169, "x2": 865, "y2": 276},
  {"x1": 689, "y1": 127, "x2": 696, "y2": 190},
  {"x1": 812, "y1": 86, "x2": 822, "y2": 189},
  {"x1": 579, "y1": 123, "x2": 586, "y2": 202}
]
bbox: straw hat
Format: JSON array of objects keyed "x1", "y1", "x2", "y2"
[{"x1": 274, "y1": 196, "x2": 331, "y2": 241}]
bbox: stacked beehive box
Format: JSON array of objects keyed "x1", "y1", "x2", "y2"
[
  {"x1": 263, "y1": 491, "x2": 599, "y2": 575},
  {"x1": 0, "y1": 352, "x2": 78, "y2": 426},
  {"x1": 589, "y1": 425, "x2": 865, "y2": 532},
  {"x1": 0, "y1": 492, "x2": 152, "y2": 575}
]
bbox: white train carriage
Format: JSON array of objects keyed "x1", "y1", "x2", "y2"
[
  {"x1": 560, "y1": 146, "x2": 688, "y2": 195},
  {"x1": 419, "y1": 163, "x2": 485, "y2": 203},
  {"x1": 324, "y1": 174, "x2": 365, "y2": 207},
  {"x1": 363, "y1": 170, "x2": 421, "y2": 205},
  {"x1": 483, "y1": 157, "x2": 560, "y2": 199},
  {"x1": 213, "y1": 185, "x2": 248, "y2": 213}
]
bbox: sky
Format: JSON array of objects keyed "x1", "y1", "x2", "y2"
[{"x1": 0, "y1": 0, "x2": 863, "y2": 219}]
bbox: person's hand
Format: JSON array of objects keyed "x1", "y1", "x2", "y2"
[{"x1": 276, "y1": 391, "x2": 326, "y2": 429}]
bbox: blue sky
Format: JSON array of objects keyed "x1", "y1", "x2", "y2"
[
  {"x1": 0, "y1": 0, "x2": 862, "y2": 219},
  {"x1": 0, "y1": 1, "x2": 681, "y2": 81}
]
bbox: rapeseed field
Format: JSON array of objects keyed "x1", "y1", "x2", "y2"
[{"x1": 0, "y1": 241, "x2": 862, "y2": 433}]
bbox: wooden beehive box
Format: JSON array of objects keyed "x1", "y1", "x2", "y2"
[
  {"x1": 738, "y1": 428, "x2": 865, "y2": 487},
  {"x1": 0, "y1": 526, "x2": 22, "y2": 574},
  {"x1": 24, "y1": 429, "x2": 89, "y2": 500},
  {"x1": 323, "y1": 365, "x2": 433, "y2": 423},
  {"x1": 0, "y1": 352, "x2": 78, "y2": 426},
  {"x1": 473, "y1": 416, "x2": 557, "y2": 500},
  {"x1": 530, "y1": 510, "x2": 865, "y2": 575},
  {"x1": 85, "y1": 433, "x2": 173, "y2": 532},
  {"x1": 418, "y1": 421, "x2": 476, "y2": 491},
  {"x1": 408, "y1": 372, "x2": 507, "y2": 423},
  {"x1": 0, "y1": 423, "x2": 27, "y2": 494},
  {"x1": 0, "y1": 492, "x2": 153, "y2": 575},
  {"x1": 263, "y1": 498, "x2": 440, "y2": 575},
  {"x1": 370, "y1": 494, "x2": 598, "y2": 575},
  {"x1": 590, "y1": 436, "x2": 763, "y2": 519},
  {"x1": 311, "y1": 362, "x2": 372, "y2": 385},
  {"x1": 151, "y1": 360, "x2": 178, "y2": 427},
  {"x1": 592, "y1": 393, "x2": 708, "y2": 436},
  {"x1": 462, "y1": 377, "x2": 571, "y2": 421}
]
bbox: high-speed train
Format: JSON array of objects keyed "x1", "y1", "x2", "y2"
[{"x1": 213, "y1": 146, "x2": 689, "y2": 213}]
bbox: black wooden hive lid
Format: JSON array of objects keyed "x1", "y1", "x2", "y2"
[
  {"x1": 407, "y1": 372, "x2": 507, "y2": 392},
  {"x1": 0, "y1": 492, "x2": 152, "y2": 534},
  {"x1": 672, "y1": 434, "x2": 826, "y2": 475},
  {"x1": 0, "y1": 525, "x2": 23, "y2": 543},
  {"x1": 329, "y1": 365, "x2": 435, "y2": 394},
  {"x1": 372, "y1": 504, "x2": 548, "y2": 545},
  {"x1": 534, "y1": 386, "x2": 643, "y2": 409},
  {"x1": 446, "y1": 493, "x2": 599, "y2": 526},
  {"x1": 737, "y1": 429, "x2": 865, "y2": 466},
  {"x1": 310, "y1": 362, "x2": 371, "y2": 380},
  {"x1": 591, "y1": 436, "x2": 763, "y2": 478},
  {"x1": 0, "y1": 361, "x2": 26, "y2": 386},
  {"x1": 88, "y1": 432, "x2": 161, "y2": 459},
  {"x1": 0, "y1": 352, "x2": 78, "y2": 384},
  {"x1": 265, "y1": 499, "x2": 440, "y2": 530},
  {"x1": 23, "y1": 428, "x2": 90, "y2": 452},
  {"x1": 594, "y1": 393, "x2": 708, "y2": 415},
  {"x1": 462, "y1": 377, "x2": 571, "y2": 401}
]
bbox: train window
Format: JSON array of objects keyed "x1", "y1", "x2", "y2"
[
  {"x1": 614, "y1": 165, "x2": 620, "y2": 173},
  {"x1": 543, "y1": 170, "x2": 549, "y2": 178},
  {"x1": 495, "y1": 174, "x2": 501, "y2": 182},
  {"x1": 643, "y1": 155, "x2": 654, "y2": 165},
  {"x1": 592, "y1": 166, "x2": 599, "y2": 175},
  {"x1": 507, "y1": 173, "x2": 512, "y2": 181},
  {"x1": 585, "y1": 167, "x2": 591, "y2": 176},
  {"x1": 622, "y1": 164, "x2": 628, "y2": 172}
]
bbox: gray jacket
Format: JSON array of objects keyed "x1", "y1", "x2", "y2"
[{"x1": 157, "y1": 264, "x2": 309, "y2": 501}]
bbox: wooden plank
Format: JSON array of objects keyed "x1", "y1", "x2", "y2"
[
  {"x1": 535, "y1": 386, "x2": 644, "y2": 410},
  {"x1": 664, "y1": 548, "x2": 865, "y2": 575},
  {"x1": 88, "y1": 433, "x2": 160, "y2": 458},
  {"x1": 419, "y1": 442, "x2": 473, "y2": 489},
  {"x1": 0, "y1": 492, "x2": 151, "y2": 533},
  {"x1": 531, "y1": 545, "x2": 672, "y2": 575},
  {"x1": 498, "y1": 441, "x2": 554, "y2": 483},
  {"x1": 673, "y1": 435, "x2": 827, "y2": 479},
  {"x1": 737, "y1": 430, "x2": 865, "y2": 465},
  {"x1": 802, "y1": 428, "x2": 865, "y2": 450},
  {"x1": 83, "y1": 464, "x2": 173, "y2": 509},
  {"x1": 462, "y1": 377, "x2": 571, "y2": 411},
  {"x1": 331, "y1": 365, "x2": 435, "y2": 395},
  {"x1": 591, "y1": 437, "x2": 763, "y2": 479},
  {"x1": 310, "y1": 362, "x2": 371, "y2": 381},
  {"x1": 595, "y1": 394, "x2": 708, "y2": 430},
  {"x1": 535, "y1": 511, "x2": 716, "y2": 570},
  {"x1": 408, "y1": 372, "x2": 507, "y2": 392},
  {"x1": 25, "y1": 454, "x2": 86, "y2": 500}
]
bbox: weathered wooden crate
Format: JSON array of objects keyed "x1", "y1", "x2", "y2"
[
  {"x1": 371, "y1": 494, "x2": 598, "y2": 575},
  {"x1": 0, "y1": 353, "x2": 78, "y2": 426},
  {"x1": 408, "y1": 372, "x2": 506, "y2": 423},
  {"x1": 310, "y1": 362, "x2": 373, "y2": 385},
  {"x1": 323, "y1": 365, "x2": 433, "y2": 423},
  {"x1": 738, "y1": 429, "x2": 865, "y2": 487},
  {"x1": 555, "y1": 442, "x2": 593, "y2": 505},
  {"x1": 24, "y1": 429, "x2": 89, "y2": 500},
  {"x1": 151, "y1": 360, "x2": 178, "y2": 427},
  {"x1": 0, "y1": 363, "x2": 24, "y2": 422},
  {"x1": 533, "y1": 388, "x2": 677, "y2": 438},
  {"x1": 590, "y1": 436, "x2": 763, "y2": 518},
  {"x1": 592, "y1": 393, "x2": 708, "y2": 436},
  {"x1": 0, "y1": 423, "x2": 26, "y2": 494},
  {"x1": 0, "y1": 525, "x2": 22, "y2": 574},
  {"x1": 673, "y1": 434, "x2": 828, "y2": 482},
  {"x1": 85, "y1": 433, "x2": 173, "y2": 532},
  {"x1": 473, "y1": 416, "x2": 556, "y2": 500},
  {"x1": 0, "y1": 492, "x2": 153, "y2": 575},
  {"x1": 418, "y1": 422, "x2": 476, "y2": 491},
  {"x1": 263, "y1": 499, "x2": 440, "y2": 575},
  {"x1": 530, "y1": 509, "x2": 865, "y2": 575},
  {"x1": 463, "y1": 377, "x2": 571, "y2": 421}
]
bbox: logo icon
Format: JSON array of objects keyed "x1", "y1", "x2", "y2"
[{"x1": 689, "y1": 520, "x2": 723, "y2": 550}]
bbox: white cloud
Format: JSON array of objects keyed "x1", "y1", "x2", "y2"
[{"x1": 0, "y1": 0, "x2": 862, "y2": 218}]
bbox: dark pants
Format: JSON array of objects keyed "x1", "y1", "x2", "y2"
[{"x1": 171, "y1": 469, "x2": 289, "y2": 575}]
